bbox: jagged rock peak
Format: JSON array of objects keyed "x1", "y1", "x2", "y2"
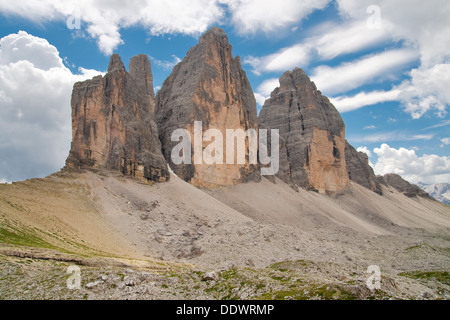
[
  {"x1": 258, "y1": 68, "x2": 349, "y2": 194},
  {"x1": 66, "y1": 53, "x2": 169, "y2": 183},
  {"x1": 199, "y1": 26, "x2": 228, "y2": 44},
  {"x1": 278, "y1": 68, "x2": 314, "y2": 91},
  {"x1": 156, "y1": 27, "x2": 259, "y2": 188},
  {"x1": 107, "y1": 53, "x2": 126, "y2": 73},
  {"x1": 129, "y1": 54, "x2": 155, "y2": 98}
]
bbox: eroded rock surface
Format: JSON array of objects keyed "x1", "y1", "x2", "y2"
[
  {"x1": 258, "y1": 68, "x2": 349, "y2": 193},
  {"x1": 345, "y1": 141, "x2": 382, "y2": 195},
  {"x1": 378, "y1": 174, "x2": 432, "y2": 199},
  {"x1": 156, "y1": 27, "x2": 260, "y2": 187},
  {"x1": 66, "y1": 54, "x2": 169, "y2": 182}
]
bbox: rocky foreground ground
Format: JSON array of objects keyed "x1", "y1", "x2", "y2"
[
  {"x1": 1, "y1": 171, "x2": 449, "y2": 300},
  {"x1": 1, "y1": 244, "x2": 449, "y2": 300}
]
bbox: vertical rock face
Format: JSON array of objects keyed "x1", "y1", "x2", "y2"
[
  {"x1": 66, "y1": 54, "x2": 169, "y2": 182},
  {"x1": 258, "y1": 68, "x2": 349, "y2": 193},
  {"x1": 156, "y1": 27, "x2": 260, "y2": 187},
  {"x1": 344, "y1": 141, "x2": 382, "y2": 195},
  {"x1": 129, "y1": 54, "x2": 155, "y2": 111}
]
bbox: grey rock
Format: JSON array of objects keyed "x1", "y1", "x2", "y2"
[
  {"x1": 108, "y1": 54, "x2": 126, "y2": 73},
  {"x1": 86, "y1": 280, "x2": 102, "y2": 289},
  {"x1": 245, "y1": 258, "x2": 255, "y2": 267},
  {"x1": 345, "y1": 141, "x2": 382, "y2": 194},
  {"x1": 125, "y1": 278, "x2": 136, "y2": 287},
  {"x1": 65, "y1": 54, "x2": 169, "y2": 183},
  {"x1": 129, "y1": 54, "x2": 155, "y2": 99},
  {"x1": 203, "y1": 271, "x2": 218, "y2": 281},
  {"x1": 258, "y1": 68, "x2": 349, "y2": 193},
  {"x1": 156, "y1": 27, "x2": 260, "y2": 187},
  {"x1": 378, "y1": 174, "x2": 433, "y2": 199}
]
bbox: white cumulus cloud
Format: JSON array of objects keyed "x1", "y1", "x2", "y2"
[
  {"x1": 150, "y1": 55, "x2": 182, "y2": 70},
  {"x1": 0, "y1": 0, "x2": 225, "y2": 55},
  {"x1": 331, "y1": 89, "x2": 401, "y2": 113},
  {"x1": 254, "y1": 93, "x2": 268, "y2": 107},
  {"x1": 311, "y1": 49, "x2": 419, "y2": 96},
  {"x1": 336, "y1": 0, "x2": 450, "y2": 118},
  {"x1": 373, "y1": 143, "x2": 450, "y2": 184},
  {"x1": 244, "y1": 19, "x2": 391, "y2": 75},
  {"x1": 349, "y1": 131, "x2": 434, "y2": 144},
  {"x1": 0, "y1": 31, "x2": 102, "y2": 182},
  {"x1": 245, "y1": 44, "x2": 311, "y2": 75},
  {"x1": 245, "y1": 0, "x2": 450, "y2": 117},
  {"x1": 253, "y1": 78, "x2": 280, "y2": 106},
  {"x1": 221, "y1": 0, "x2": 330, "y2": 34},
  {"x1": 396, "y1": 64, "x2": 450, "y2": 119}
]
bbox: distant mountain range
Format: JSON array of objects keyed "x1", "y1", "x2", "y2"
[{"x1": 418, "y1": 182, "x2": 450, "y2": 206}]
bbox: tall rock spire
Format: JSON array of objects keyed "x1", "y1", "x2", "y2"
[
  {"x1": 66, "y1": 54, "x2": 169, "y2": 183},
  {"x1": 156, "y1": 27, "x2": 260, "y2": 187},
  {"x1": 258, "y1": 68, "x2": 349, "y2": 194},
  {"x1": 129, "y1": 54, "x2": 155, "y2": 101}
]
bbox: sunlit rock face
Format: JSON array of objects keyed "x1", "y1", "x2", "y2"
[
  {"x1": 156, "y1": 27, "x2": 260, "y2": 187},
  {"x1": 258, "y1": 68, "x2": 349, "y2": 194},
  {"x1": 66, "y1": 54, "x2": 169, "y2": 183}
]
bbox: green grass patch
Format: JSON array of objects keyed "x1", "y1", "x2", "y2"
[
  {"x1": 255, "y1": 284, "x2": 359, "y2": 300},
  {"x1": 0, "y1": 225, "x2": 58, "y2": 250},
  {"x1": 399, "y1": 271, "x2": 450, "y2": 286}
]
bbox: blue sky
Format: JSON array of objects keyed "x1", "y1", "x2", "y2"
[{"x1": 0, "y1": 0, "x2": 449, "y2": 184}]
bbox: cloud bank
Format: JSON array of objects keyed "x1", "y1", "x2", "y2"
[
  {"x1": 0, "y1": 31, "x2": 102, "y2": 182},
  {"x1": 373, "y1": 144, "x2": 450, "y2": 184}
]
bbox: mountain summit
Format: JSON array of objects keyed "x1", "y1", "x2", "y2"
[
  {"x1": 65, "y1": 27, "x2": 419, "y2": 198},
  {"x1": 258, "y1": 68, "x2": 349, "y2": 194},
  {"x1": 1, "y1": 27, "x2": 450, "y2": 301},
  {"x1": 156, "y1": 27, "x2": 259, "y2": 187},
  {"x1": 65, "y1": 54, "x2": 169, "y2": 182}
]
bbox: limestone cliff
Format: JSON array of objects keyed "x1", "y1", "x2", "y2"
[
  {"x1": 345, "y1": 141, "x2": 382, "y2": 195},
  {"x1": 156, "y1": 27, "x2": 260, "y2": 187},
  {"x1": 65, "y1": 54, "x2": 169, "y2": 182},
  {"x1": 258, "y1": 68, "x2": 349, "y2": 193}
]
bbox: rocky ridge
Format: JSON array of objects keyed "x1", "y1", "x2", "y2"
[
  {"x1": 378, "y1": 174, "x2": 432, "y2": 199},
  {"x1": 65, "y1": 27, "x2": 414, "y2": 196}
]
